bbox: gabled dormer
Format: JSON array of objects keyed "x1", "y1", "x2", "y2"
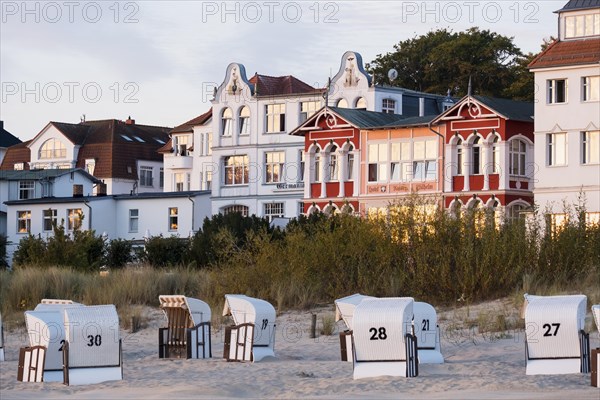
[{"x1": 556, "y1": 0, "x2": 600, "y2": 40}]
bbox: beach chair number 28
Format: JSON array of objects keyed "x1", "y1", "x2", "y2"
[
  {"x1": 261, "y1": 319, "x2": 269, "y2": 330},
  {"x1": 369, "y1": 327, "x2": 387, "y2": 340},
  {"x1": 542, "y1": 323, "x2": 560, "y2": 337}
]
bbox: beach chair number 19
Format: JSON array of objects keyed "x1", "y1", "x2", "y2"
[
  {"x1": 261, "y1": 319, "x2": 268, "y2": 330},
  {"x1": 369, "y1": 327, "x2": 387, "y2": 340},
  {"x1": 542, "y1": 323, "x2": 560, "y2": 337}
]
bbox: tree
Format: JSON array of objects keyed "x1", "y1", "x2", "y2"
[{"x1": 367, "y1": 28, "x2": 533, "y2": 99}]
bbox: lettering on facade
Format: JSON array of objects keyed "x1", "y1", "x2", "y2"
[
  {"x1": 276, "y1": 183, "x2": 304, "y2": 190},
  {"x1": 390, "y1": 184, "x2": 409, "y2": 193}
]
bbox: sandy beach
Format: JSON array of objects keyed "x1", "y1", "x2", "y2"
[{"x1": 1, "y1": 299, "x2": 599, "y2": 400}]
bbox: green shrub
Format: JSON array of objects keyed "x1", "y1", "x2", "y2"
[{"x1": 105, "y1": 239, "x2": 133, "y2": 269}]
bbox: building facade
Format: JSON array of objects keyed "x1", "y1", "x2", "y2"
[{"x1": 528, "y1": 0, "x2": 600, "y2": 225}]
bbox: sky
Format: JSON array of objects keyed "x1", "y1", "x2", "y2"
[{"x1": 1, "y1": 0, "x2": 565, "y2": 141}]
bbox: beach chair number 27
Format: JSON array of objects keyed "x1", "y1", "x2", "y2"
[
  {"x1": 542, "y1": 323, "x2": 560, "y2": 337},
  {"x1": 369, "y1": 327, "x2": 387, "y2": 340},
  {"x1": 261, "y1": 319, "x2": 269, "y2": 330}
]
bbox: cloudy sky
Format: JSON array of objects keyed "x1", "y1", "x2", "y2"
[{"x1": 1, "y1": 0, "x2": 564, "y2": 141}]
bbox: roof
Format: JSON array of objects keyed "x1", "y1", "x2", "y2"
[
  {"x1": 171, "y1": 109, "x2": 212, "y2": 134},
  {"x1": 555, "y1": 0, "x2": 600, "y2": 12},
  {"x1": 0, "y1": 121, "x2": 21, "y2": 147},
  {"x1": 4, "y1": 190, "x2": 210, "y2": 205},
  {"x1": 249, "y1": 74, "x2": 323, "y2": 97},
  {"x1": 473, "y1": 96, "x2": 534, "y2": 122},
  {"x1": 1, "y1": 119, "x2": 171, "y2": 180},
  {"x1": 0, "y1": 168, "x2": 100, "y2": 183},
  {"x1": 528, "y1": 38, "x2": 600, "y2": 69},
  {"x1": 328, "y1": 107, "x2": 407, "y2": 128}
]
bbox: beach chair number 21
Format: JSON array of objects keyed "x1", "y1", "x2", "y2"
[
  {"x1": 422, "y1": 319, "x2": 430, "y2": 331},
  {"x1": 542, "y1": 323, "x2": 560, "y2": 337},
  {"x1": 261, "y1": 319, "x2": 269, "y2": 330},
  {"x1": 369, "y1": 327, "x2": 387, "y2": 340}
]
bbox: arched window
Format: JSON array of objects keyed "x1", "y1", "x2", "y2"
[
  {"x1": 221, "y1": 108, "x2": 233, "y2": 136},
  {"x1": 347, "y1": 144, "x2": 355, "y2": 180},
  {"x1": 491, "y1": 136, "x2": 500, "y2": 173},
  {"x1": 472, "y1": 136, "x2": 482, "y2": 175},
  {"x1": 336, "y1": 98, "x2": 348, "y2": 108},
  {"x1": 221, "y1": 205, "x2": 249, "y2": 217},
  {"x1": 239, "y1": 106, "x2": 250, "y2": 135},
  {"x1": 328, "y1": 145, "x2": 338, "y2": 181},
  {"x1": 456, "y1": 139, "x2": 463, "y2": 175},
  {"x1": 313, "y1": 148, "x2": 321, "y2": 182},
  {"x1": 39, "y1": 138, "x2": 66, "y2": 159},
  {"x1": 323, "y1": 203, "x2": 339, "y2": 216},
  {"x1": 341, "y1": 203, "x2": 354, "y2": 214},
  {"x1": 355, "y1": 97, "x2": 367, "y2": 109},
  {"x1": 509, "y1": 139, "x2": 527, "y2": 176}
]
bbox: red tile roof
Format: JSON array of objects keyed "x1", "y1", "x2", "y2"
[
  {"x1": 0, "y1": 119, "x2": 171, "y2": 181},
  {"x1": 171, "y1": 109, "x2": 212, "y2": 134},
  {"x1": 249, "y1": 74, "x2": 323, "y2": 97},
  {"x1": 528, "y1": 38, "x2": 600, "y2": 69}
]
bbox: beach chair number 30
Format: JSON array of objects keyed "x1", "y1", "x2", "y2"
[
  {"x1": 369, "y1": 327, "x2": 387, "y2": 340},
  {"x1": 542, "y1": 323, "x2": 560, "y2": 337}
]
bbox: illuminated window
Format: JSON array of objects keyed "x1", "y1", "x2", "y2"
[
  {"x1": 582, "y1": 76, "x2": 599, "y2": 102},
  {"x1": 224, "y1": 155, "x2": 249, "y2": 185},
  {"x1": 265, "y1": 152, "x2": 285, "y2": 183},
  {"x1": 265, "y1": 104, "x2": 286, "y2": 133},
  {"x1": 39, "y1": 138, "x2": 66, "y2": 159},
  {"x1": 67, "y1": 208, "x2": 82, "y2": 231},
  {"x1": 300, "y1": 101, "x2": 320, "y2": 123},
  {"x1": 582, "y1": 131, "x2": 599, "y2": 164},
  {"x1": 168, "y1": 207, "x2": 178, "y2": 231},
  {"x1": 239, "y1": 106, "x2": 250, "y2": 135},
  {"x1": 17, "y1": 210, "x2": 31, "y2": 234},
  {"x1": 547, "y1": 133, "x2": 567, "y2": 166},
  {"x1": 221, "y1": 108, "x2": 233, "y2": 136}
]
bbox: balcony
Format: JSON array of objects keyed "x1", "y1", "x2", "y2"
[{"x1": 166, "y1": 155, "x2": 193, "y2": 170}]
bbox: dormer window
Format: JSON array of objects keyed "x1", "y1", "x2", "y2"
[
  {"x1": 174, "y1": 135, "x2": 190, "y2": 156},
  {"x1": 565, "y1": 13, "x2": 600, "y2": 38},
  {"x1": 39, "y1": 138, "x2": 66, "y2": 159},
  {"x1": 382, "y1": 98, "x2": 396, "y2": 114}
]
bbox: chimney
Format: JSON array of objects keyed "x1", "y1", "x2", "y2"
[
  {"x1": 0, "y1": 120, "x2": 4, "y2": 130},
  {"x1": 96, "y1": 182, "x2": 107, "y2": 197},
  {"x1": 73, "y1": 184, "x2": 84, "y2": 197},
  {"x1": 419, "y1": 97, "x2": 425, "y2": 117},
  {"x1": 125, "y1": 116, "x2": 135, "y2": 125}
]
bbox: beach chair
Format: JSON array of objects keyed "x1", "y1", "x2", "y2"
[
  {"x1": 352, "y1": 297, "x2": 418, "y2": 379},
  {"x1": 592, "y1": 305, "x2": 600, "y2": 387},
  {"x1": 23, "y1": 301, "x2": 84, "y2": 382},
  {"x1": 334, "y1": 294, "x2": 374, "y2": 362},
  {"x1": 413, "y1": 302, "x2": 444, "y2": 364},
  {"x1": 158, "y1": 295, "x2": 212, "y2": 359},
  {"x1": 62, "y1": 305, "x2": 122, "y2": 385},
  {"x1": 524, "y1": 294, "x2": 590, "y2": 375},
  {"x1": 17, "y1": 346, "x2": 46, "y2": 382},
  {"x1": 0, "y1": 312, "x2": 4, "y2": 362},
  {"x1": 222, "y1": 295, "x2": 276, "y2": 362}
]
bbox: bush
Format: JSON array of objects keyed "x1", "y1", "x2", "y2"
[
  {"x1": 105, "y1": 239, "x2": 133, "y2": 269},
  {"x1": 142, "y1": 235, "x2": 190, "y2": 267}
]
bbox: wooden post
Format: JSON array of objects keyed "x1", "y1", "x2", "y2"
[{"x1": 309, "y1": 313, "x2": 317, "y2": 339}]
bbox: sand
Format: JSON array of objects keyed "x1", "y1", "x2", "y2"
[{"x1": 1, "y1": 299, "x2": 599, "y2": 400}]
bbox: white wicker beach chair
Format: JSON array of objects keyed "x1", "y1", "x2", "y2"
[
  {"x1": 352, "y1": 297, "x2": 417, "y2": 379},
  {"x1": 334, "y1": 294, "x2": 374, "y2": 362},
  {"x1": 62, "y1": 305, "x2": 122, "y2": 385},
  {"x1": 524, "y1": 294, "x2": 590, "y2": 375},
  {"x1": 158, "y1": 295, "x2": 212, "y2": 359},
  {"x1": 222, "y1": 295, "x2": 276, "y2": 362},
  {"x1": 413, "y1": 302, "x2": 444, "y2": 364}
]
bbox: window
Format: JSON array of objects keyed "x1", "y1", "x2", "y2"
[
  {"x1": 221, "y1": 108, "x2": 233, "y2": 136},
  {"x1": 328, "y1": 146, "x2": 338, "y2": 181},
  {"x1": 207, "y1": 133, "x2": 213, "y2": 155},
  {"x1": 298, "y1": 202, "x2": 305, "y2": 216},
  {"x1": 347, "y1": 145, "x2": 355, "y2": 180},
  {"x1": 390, "y1": 142, "x2": 410, "y2": 182},
  {"x1": 85, "y1": 159, "x2": 95, "y2": 175},
  {"x1": 222, "y1": 205, "x2": 249, "y2": 216},
  {"x1": 313, "y1": 148, "x2": 321, "y2": 182},
  {"x1": 300, "y1": 101, "x2": 320, "y2": 123},
  {"x1": 336, "y1": 98, "x2": 348, "y2": 108},
  {"x1": 17, "y1": 210, "x2": 31, "y2": 234},
  {"x1": 355, "y1": 97, "x2": 367, "y2": 109},
  {"x1": 368, "y1": 143, "x2": 388, "y2": 182},
  {"x1": 508, "y1": 204, "x2": 529, "y2": 222},
  {"x1": 456, "y1": 139, "x2": 463, "y2": 175},
  {"x1": 224, "y1": 155, "x2": 249, "y2": 185},
  {"x1": 509, "y1": 139, "x2": 527, "y2": 176},
  {"x1": 413, "y1": 140, "x2": 437, "y2": 181},
  {"x1": 206, "y1": 170, "x2": 212, "y2": 190},
  {"x1": 565, "y1": 13, "x2": 600, "y2": 38},
  {"x1": 299, "y1": 150, "x2": 305, "y2": 182},
  {"x1": 265, "y1": 152, "x2": 285, "y2": 183},
  {"x1": 547, "y1": 79, "x2": 567, "y2": 104},
  {"x1": 140, "y1": 166, "x2": 153, "y2": 187},
  {"x1": 168, "y1": 207, "x2": 178, "y2": 231},
  {"x1": 19, "y1": 181, "x2": 34, "y2": 200},
  {"x1": 586, "y1": 212, "x2": 600, "y2": 226},
  {"x1": 491, "y1": 136, "x2": 500, "y2": 173},
  {"x1": 471, "y1": 137, "x2": 482, "y2": 175},
  {"x1": 382, "y1": 99, "x2": 396, "y2": 114},
  {"x1": 264, "y1": 202, "x2": 284, "y2": 222},
  {"x1": 43, "y1": 209, "x2": 57, "y2": 231},
  {"x1": 159, "y1": 168, "x2": 164, "y2": 188},
  {"x1": 39, "y1": 138, "x2": 66, "y2": 159},
  {"x1": 121, "y1": 135, "x2": 133, "y2": 142},
  {"x1": 548, "y1": 133, "x2": 567, "y2": 166},
  {"x1": 265, "y1": 104, "x2": 286, "y2": 133},
  {"x1": 67, "y1": 208, "x2": 83, "y2": 231},
  {"x1": 582, "y1": 131, "x2": 600, "y2": 164},
  {"x1": 582, "y1": 76, "x2": 600, "y2": 102},
  {"x1": 14, "y1": 163, "x2": 24, "y2": 170},
  {"x1": 174, "y1": 135, "x2": 190, "y2": 156},
  {"x1": 239, "y1": 106, "x2": 250, "y2": 135},
  {"x1": 129, "y1": 209, "x2": 139, "y2": 232}
]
